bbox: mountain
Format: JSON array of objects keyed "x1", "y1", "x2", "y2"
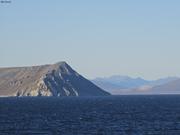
[
  {"x1": 142, "y1": 79, "x2": 180, "y2": 94},
  {"x1": 93, "y1": 76, "x2": 148, "y2": 90},
  {"x1": 92, "y1": 76, "x2": 179, "y2": 94},
  {"x1": 0, "y1": 62, "x2": 110, "y2": 97}
]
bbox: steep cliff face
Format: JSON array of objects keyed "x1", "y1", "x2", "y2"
[{"x1": 0, "y1": 62, "x2": 110, "y2": 97}]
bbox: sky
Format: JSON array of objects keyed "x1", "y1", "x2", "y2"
[{"x1": 0, "y1": 0, "x2": 180, "y2": 79}]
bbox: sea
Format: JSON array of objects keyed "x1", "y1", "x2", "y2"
[{"x1": 0, "y1": 95, "x2": 180, "y2": 135}]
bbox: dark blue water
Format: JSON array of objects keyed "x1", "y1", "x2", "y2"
[{"x1": 0, "y1": 95, "x2": 180, "y2": 135}]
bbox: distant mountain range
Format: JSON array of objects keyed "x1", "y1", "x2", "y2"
[
  {"x1": 92, "y1": 75, "x2": 180, "y2": 95},
  {"x1": 0, "y1": 62, "x2": 110, "y2": 97}
]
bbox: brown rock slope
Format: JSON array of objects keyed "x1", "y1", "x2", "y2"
[{"x1": 0, "y1": 62, "x2": 110, "y2": 97}]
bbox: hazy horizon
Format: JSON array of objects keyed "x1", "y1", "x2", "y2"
[{"x1": 1, "y1": 0, "x2": 180, "y2": 79}]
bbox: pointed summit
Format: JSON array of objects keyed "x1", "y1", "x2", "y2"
[
  {"x1": 52, "y1": 61, "x2": 76, "y2": 75},
  {"x1": 54, "y1": 61, "x2": 68, "y2": 66},
  {"x1": 0, "y1": 62, "x2": 110, "y2": 97}
]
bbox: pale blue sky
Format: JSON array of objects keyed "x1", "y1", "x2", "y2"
[{"x1": 0, "y1": 0, "x2": 180, "y2": 79}]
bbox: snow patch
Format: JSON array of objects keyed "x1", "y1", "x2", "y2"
[
  {"x1": 72, "y1": 88, "x2": 79, "y2": 96},
  {"x1": 63, "y1": 87, "x2": 70, "y2": 96}
]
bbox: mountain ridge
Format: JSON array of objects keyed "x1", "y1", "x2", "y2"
[
  {"x1": 0, "y1": 62, "x2": 110, "y2": 97},
  {"x1": 92, "y1": 75, "x2": 179, "y2": 94}
]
